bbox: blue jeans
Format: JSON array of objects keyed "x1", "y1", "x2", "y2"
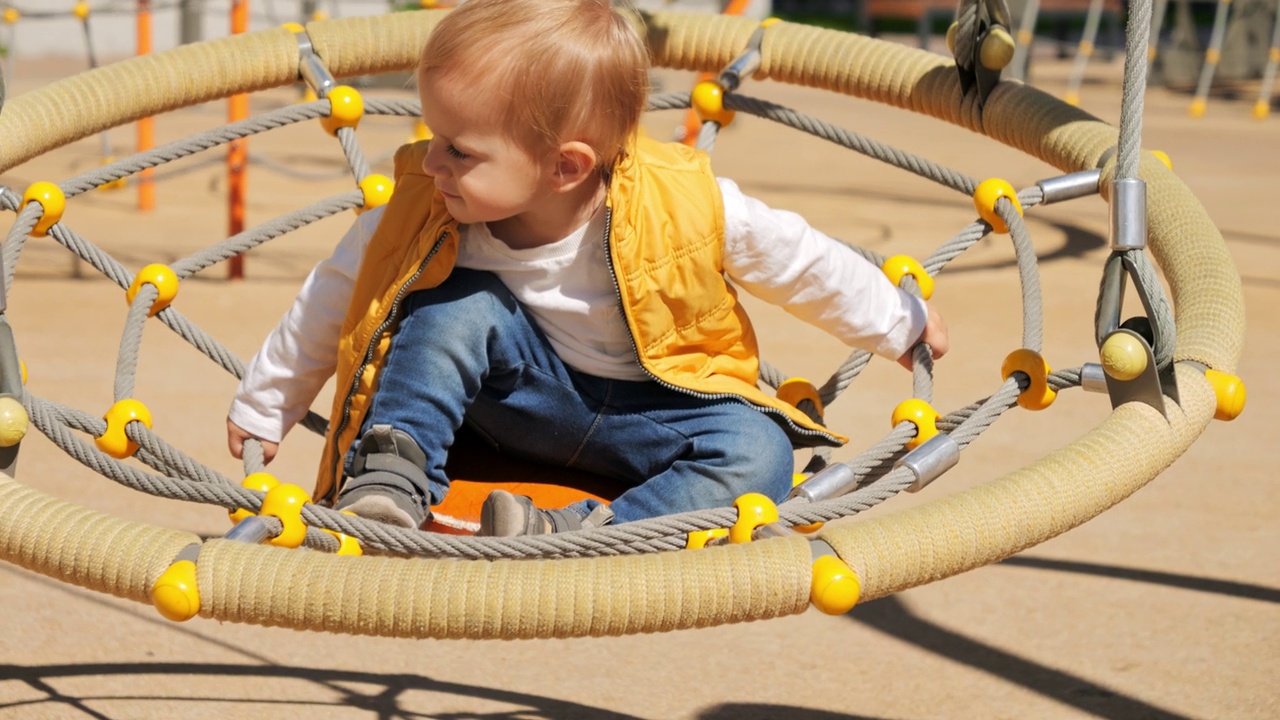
[{"x1": 351, "y1": 269, "x2": 796, "y2": 524}]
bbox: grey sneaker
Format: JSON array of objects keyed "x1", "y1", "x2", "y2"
[
  {"x1": 336, "y1": 425, "x2": 433, "y2": 529},
  {"x1": 335, "y1": 485, "x2": 427, "y2": 530},
  {"x1": 478, "y1": 490, "x2": 614, "y2": 536}
]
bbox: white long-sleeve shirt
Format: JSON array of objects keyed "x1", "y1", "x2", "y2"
[{"x1": 228, "y1": 178, "x2": 927, "y2": 443}]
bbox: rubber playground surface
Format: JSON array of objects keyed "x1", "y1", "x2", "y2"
[{"x1": 0, "y1": 39, "x2": 1276, "y2": 719}]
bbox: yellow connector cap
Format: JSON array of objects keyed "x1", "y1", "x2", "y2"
[
  {"x1": 1204, "y1": 369, "x2": 1246, "y2": 421},
  {"x1": 152, "y1": 560, "x2": 200, "y2": 622},
  {"x1": 810, "y1": 554, "x2": 860, "y2": 615}
]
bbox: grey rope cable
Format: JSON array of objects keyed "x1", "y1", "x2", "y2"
[
  {"x1": 113, "y1": 286, "x2": 154, "y2": 401},
  {"x1": 723, "y1": 94, "x2": 979, "y2": 195},
  {"x1": 1117, "y1": 0, "x2": 1154, "y2": 180}
]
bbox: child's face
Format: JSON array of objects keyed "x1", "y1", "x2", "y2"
[{"x1": 417, "y1": 72, "x2": 553, "y2": 226}]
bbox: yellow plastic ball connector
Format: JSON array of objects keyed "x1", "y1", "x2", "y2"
[
  {"x1": 358, "y1": 174, "x2": 395, "y2": 214},
  {"x1": 325, "y1": 512, "x2": 364, "y2": 556},
  {"x1": 0, "y1": 396, "x2": 29, "y2": 447},
  {"x1": 1189, "y1": 97, "x2": 1207, "y2": 118},
  {"x1": 685, "y1": 527, "x2": 729, "y2": 549},
  {"x1": 21, "y1": 181, "x2": 66, "y2": 237},
  {"x1": 690, "y1": 80, "x2": 735, "y2": 127},
  {"x1": 945, "y1": 22, "x2": 959, "y2": 55},
  {"x1": 72, "y1": 1, "x2": 90, "y2": 21},
  {"x1": 776, "y1": 377, "x2": 824, "y2": 416},
  {"x1": 228, "y1": 472, "x2": 281, "y2": 525},
  {"x1": 95, "y1": 399, "x2": 153, "y2": 459},
  {"x1": 1063, "y1": 91, "x2": 1080, "y2": 107},
  {"x1": 810, "y1": 555, "x2": 860, "y2": 615},
  {"x1": 1001, "y1": 349, "x2": 1057, "y2": 411},
  {"x1": 259, "y1": 483, "x2": 311, "y2": 548},
  {"x1": 1100, "y1": 332, "x2": 1148, "y2": 382},
  {"x1": 729, "y1": 493, "x2": 779, "y2": 544},
  {"x1": 1149, "y1": 150, "x2": 1173, "y2": 171},
  {"x1": 321, "y1": 86, "x2": 365, "y2": 136},
  {"x1": 972, "y1": 178, "x2": 1023, "y2": 234},
  {"x1": 891, "y1": 398, "x2": 940, "y2": 449},
  {"x1": 125, "y1": 263, "x2": 180, "y2": 316},
  {"x1": 152, "y1": 559, "x2": 200, "y2": 622},
  {"x1": 280, "y1": 21, "x2": 305, "y2": 33},
  {"x1": 881, "y1": 254, "x2": 934, "y2": 300},
  {"x1": 980, "y1": 27, "x2": 1016, "y2": 71},
  {"x1": 1204, "y1": 369, "x2": 1247, "y2": 421},
  {"x1": 3, "y1": 8, "x2": 19, "y2": 24}
]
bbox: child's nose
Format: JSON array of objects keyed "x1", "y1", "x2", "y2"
[{"x1": 422, "y1": 143, "x2": 446, "y2": 178}]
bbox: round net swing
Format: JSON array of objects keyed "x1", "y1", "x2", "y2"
[{"x1": 0, "y1": 8, "x2": 1246, "y2": 640}]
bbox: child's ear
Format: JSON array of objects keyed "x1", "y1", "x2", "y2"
[{"x1": 552, "y1": 141, "x2": 599, "y2": 192}]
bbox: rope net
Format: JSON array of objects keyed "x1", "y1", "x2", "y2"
[{"x1": 0, "y1": 9, "x2": 1243, "y2": 639}]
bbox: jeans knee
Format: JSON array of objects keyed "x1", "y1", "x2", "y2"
[{"x1": 716, "y1": 416, "x2": 795, "y2": 503}]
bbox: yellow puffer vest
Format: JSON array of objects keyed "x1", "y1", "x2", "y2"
[{"x1": 313, "y1": 137, "x2": 844, "y2": 505}]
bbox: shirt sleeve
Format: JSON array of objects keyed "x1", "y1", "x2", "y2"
[
  {"x1": 718, "y1": 177, "x2": 927, "y2": 361},
  {"x1": 226, "y1": 206, "x2": 383, "y2": 442}
]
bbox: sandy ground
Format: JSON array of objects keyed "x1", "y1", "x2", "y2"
[{"x1": 0, "y1": 29, "x2": 1276, "y2": 720}]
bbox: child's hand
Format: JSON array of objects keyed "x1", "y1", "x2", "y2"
[
  {"x1": 898, "y1": 303, "x2": 949, "y2": 370},
  {"x1": 227, "y1": 418, "x2": 279, "y2": 464}
]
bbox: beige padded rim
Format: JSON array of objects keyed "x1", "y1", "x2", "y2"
[{"x1": 0, "y1": 10, "x2": 1244, "y2": 639}]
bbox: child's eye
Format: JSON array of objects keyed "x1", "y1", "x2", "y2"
[{"x1": 445, "y1": 144, "x2": 469, "y2": 160}]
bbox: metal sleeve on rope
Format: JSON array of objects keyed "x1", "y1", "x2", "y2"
[
  {"x1": 1110, "y1": 178, "x2": 1148, "y2": 250},
  {"x1": 1036, "y1": 169, "x2": 1101, "y2": 204},
  {"x1": 897, "y1": 433, "x2": 960, "y2": 492}
]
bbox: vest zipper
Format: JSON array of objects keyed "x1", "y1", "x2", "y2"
[
  {"x1": 601, "y1": 207, "x2": 837, "y2": 445},
  {"x1": 323, "y1": 229, "x2": 451, "y2": 504}
]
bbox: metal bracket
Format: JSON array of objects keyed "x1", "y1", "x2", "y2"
[{"x1": 1095, "y1": 252, "x2": 1179, "y2": 414}]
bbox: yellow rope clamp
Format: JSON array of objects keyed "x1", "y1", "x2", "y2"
[
  {"x1": 891, "y1": 398, "x2": 940, "y2": 449},
  {"x1": 881, "y1": 254, "x2": 934, "y2": 300},
  {"x1": 0, "y1": 396, "x2": 29, "y2": 448},
  {"x1": 321, "y1": 86, "x2": 365, "y2": 136},
  {"x1": 229, "y1": 472, "x2": 280, "y2": 524},
  {"x1": 258, "y1": 483, "x2": 311, "y2": 549},
  {"x1": 729, "y1": 492, "x2": 778, "y2": 544},
  {"x1": 1204, "y1": 369, "x2": 1247, "y2": 421},
  {"x1": 973, "y1": 178, "x2": 1023, "y2": 234},
  {"x1": 125, "y1": 263, "x2": 180, "y2": 316},
  {"x1": 358, "y1": 174, "x2": 394, "y2": 214},
  {"x1": 776, "y1": 377, "x2": 824, "y2": 417},
  {"x1": 21, "y1": 181, "x2": 65, "y2": 237},
  {"x1": 1001, "y1": 349, "x2": 1057, "y2": 410},
  {"x1": 325, "y1": 511, "x2": 365, "y2": 556},
  {"x1": 95, "y1": 399, "x2": 153, "y2": 459},
  {"x1": 690, "y1": 80, "x2": 735, "y2": 127},
  {"x1": 686, "y1": 528, "x2": 729, "y2": 549}
]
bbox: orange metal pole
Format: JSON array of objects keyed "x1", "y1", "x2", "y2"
[
  {"x1": 228, "y1": 0, "x2": 250, "y2": 280},
  {"x1": 136, "y1": 0, "x2": 155, "y2": 210}
]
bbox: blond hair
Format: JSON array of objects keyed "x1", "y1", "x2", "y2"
[{"x1": 418, "y1": 0, "x2": 649, "y2": 169}]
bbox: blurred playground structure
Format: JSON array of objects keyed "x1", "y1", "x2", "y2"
[{"x1": 1, "y1": 0, "x2": 1274, "y2": 118}]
